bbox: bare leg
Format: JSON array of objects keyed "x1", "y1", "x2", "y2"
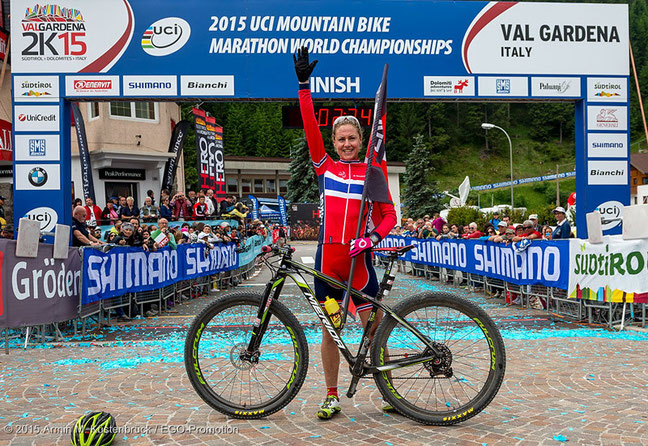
[{"x1": 321, "y1": 329, "x2": 340, "y2": 387}]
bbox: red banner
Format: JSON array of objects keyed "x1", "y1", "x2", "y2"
[
  {"x1": 0, "y1": 119, "x2": 12, "y2": 161},
  {"x1": 193, "y1": 108, "x2": 226, "y2": 198}
]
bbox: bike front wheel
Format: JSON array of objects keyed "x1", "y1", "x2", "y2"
[
  {"x1": 184, "y1": 291, "x2": 309, "y2": 419},
  {"x1": 371, "y1": 291, "x2": 506, "y2": 425}
]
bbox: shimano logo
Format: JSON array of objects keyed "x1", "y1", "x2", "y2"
[
  {"x1": 128, "y1": 81, "x2": 173, "y2": 89},
  {"x1": 592, "y1": 142, "x2": 624, "y2": 149}
]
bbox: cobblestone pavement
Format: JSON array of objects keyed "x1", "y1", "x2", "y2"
[{"x1": 1, "y1": 241, "x2": 647, "y2": 445}]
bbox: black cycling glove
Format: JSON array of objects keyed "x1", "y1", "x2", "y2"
[{"x1": 293, "y1": 46, "x2": 318, "y2": 83}]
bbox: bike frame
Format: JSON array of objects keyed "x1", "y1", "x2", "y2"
[{"x1": 245, "y1": 247, "x2": 443, "y2": 398}]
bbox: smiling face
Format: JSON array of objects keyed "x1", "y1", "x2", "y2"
[{"x1": 332, "y1": 124, "x2": 362, "y2": 161}]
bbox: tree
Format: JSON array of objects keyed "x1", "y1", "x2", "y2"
[
  {"x1": 402, "y1": 135, "x2": 442, "y2": 217},
  {"x1": 286, "y1": 136, "x2": 319, "y2": 203}
]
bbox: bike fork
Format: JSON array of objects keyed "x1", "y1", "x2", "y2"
[{"x1": 246, "y1": 273, "x2": 286, "y2": 353}]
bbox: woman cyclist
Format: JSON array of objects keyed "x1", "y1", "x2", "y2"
[{"x1": 294, "y1": 47, "x2": 397, "y2": 419}]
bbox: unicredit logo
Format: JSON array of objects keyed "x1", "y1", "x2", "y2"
[
  {"x1": 19, "y1": 113, "x2": 57, "y2": 122},
  {"x1": 74, "y1": 80, "x2": 112, "y2": 90}
]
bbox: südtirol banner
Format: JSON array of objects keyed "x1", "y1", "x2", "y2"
[
  {"x1": 0, "y1": 239, "x2": 82, "y2": 328},
  {"x1": 377, "y1": 236, "x2": 569, "y2": 289},
  {"x1": 568, "y1": 236, "x2": 648, "y2": 303},
  {"x1": 82, "y1": 243, "x2": 237, "y2": 304}
]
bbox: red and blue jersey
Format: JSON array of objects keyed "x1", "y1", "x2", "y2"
[{"x1": 299, "y1": 86, "x2": 396, "y2": 245}]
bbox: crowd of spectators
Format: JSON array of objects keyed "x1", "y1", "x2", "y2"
[
  {"x1": 389, "y1": 208, "x2": 573, "y2": 242},
  {"x1": 75, "y1": 189, "x2": 250, "y2": 229}
]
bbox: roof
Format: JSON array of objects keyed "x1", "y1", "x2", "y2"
[{"x1": 631, "y1": 153, "x2": 648, "y2": 174}]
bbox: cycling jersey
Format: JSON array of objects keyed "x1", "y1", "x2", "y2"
[{"x1": 299, "y1": 86, "x2": 396, "y2": 246}]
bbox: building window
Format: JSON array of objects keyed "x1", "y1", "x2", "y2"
[
  {"x1": 88, "y1": 102, "x2": 100, "y2": 119},
  {"x1": 254, "y1": 179, "x2": 264, "y2": 193},
  {"x1": 279, "y1": 179, "x2": 288, "y2": 194},
  {"x1": 109, "y1": 102, "x2": 157, "y2": 121},
  {"x1": 643, "y1": 177, "x2": 648, "y2": 185},
  {"x1": 241, "y1": 179, "x2": 251, "y2": 193},
  {"x1": 644, "y1": 196, "x2": 648, "y2": 205},
  {"x1": 227, "y1": 178, "x2": 238, "y2": 194},
  {"x1": 266, "y1": 179, "x2": 276, "y2": 194}
]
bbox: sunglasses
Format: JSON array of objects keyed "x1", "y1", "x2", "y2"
[
  {"x1": 333, "y1": 115, "x2": 361, "y2": 126},
  {"x1": 523, "y1": 226, "x2": 532, "y2": 229}
]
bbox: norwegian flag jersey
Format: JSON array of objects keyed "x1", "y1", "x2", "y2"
[{"x1": 299, "y1": 87, "x2": 396, "y2": 245}]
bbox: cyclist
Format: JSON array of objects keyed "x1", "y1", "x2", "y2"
[{"x1": 293, "y1": 47, "x2": 397, "y2": 419}]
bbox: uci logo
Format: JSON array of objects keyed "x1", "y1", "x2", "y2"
[
  {"x1": 141, "y1": 17, "x2": 191, "y2": 56},
  {"x1": 24, "y1": 207, "x2": 58, "y2": 232},
  {"x1": 596, "y1": 200, "x2": 623, "y2": 230}
]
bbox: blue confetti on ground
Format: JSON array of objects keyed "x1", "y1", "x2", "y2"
[{"x1": 553, "y1": 434, "x2": 568, "y2": 442}]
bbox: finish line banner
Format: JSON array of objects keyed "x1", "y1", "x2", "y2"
[
  {"x1": 82, "y1": 243, "x2": 237, "y2": 305},
  {"x1": 568, "y1": 237, "x2": 648, "y2": 303},
  {"x1": 377, "y1": 236, "x2": 568, "y2": 289}
]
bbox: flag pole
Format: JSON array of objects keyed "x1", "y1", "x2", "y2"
[{"x1": 340, "y1": 64, "x2": 388, "y2": 329}]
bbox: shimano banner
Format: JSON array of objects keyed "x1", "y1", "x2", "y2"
[
  {"x1": 377, "y1": 236, "x2": 569, "y2": 289},
  {"x1": 82, "y1": 243, "x2": 237, "y2": 304}
]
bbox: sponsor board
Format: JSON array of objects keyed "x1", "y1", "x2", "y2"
[
  {"x1": 587, "y1": 105, "x2": 627, "y2": 131},
  {"x1": 180, "y1": 76, "x2": 235, "y2": 96},
  {"x1": 587, "y1": 160, "x2": 627, "y2": 185},
  {"x1": 14, "y1": 134, "x2": 61, "y2": 161},
  {"x1": 478, "y1": 76, "x2": 528, "y2": 96},
  {"x1": 15, "y1": 164, "x2": 61, "y2": 190},
  {"x1": 13, "y1": 76, "x2": 60, "y2": 102},
  {"x1": 11, "y1": 0, "x2": 134, "y2": 73},
  {"x1": 141, "y1": 17, "x2": 191, "y2": 56},
  {"x1": 423, "y1": 76, "x2": 475, "y2": 96},
  {"x1": 587, "y1": 77, "x2": 627, "y2": 102},
  {"x1": 530, "y1": 77, "x2": 581, "y2": 97},
  {"x1": 463, "y1": 3, "x2": 629, "y2": 75},
  {"x1": 65, "y1": 75, "x2": 120, "y2": 96},
  {"x1": 23, "y1": 206, "x2": 58, "y2": 232},
  {"x1": 14, "y1": 105, "x2": 60, "y2": 132},
  {"x1": 595, "y1": 200, "x2": 623, "y2": 230},
  {"x1": 122, "y1": 75, "x2": 177, "y2": 96},
  {"x1": 587, "y1": 133, "x2": 627, "y2": 158}
]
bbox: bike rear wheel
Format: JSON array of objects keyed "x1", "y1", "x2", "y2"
[
  {"x1": 371, "y1": 291, "x2": 506, "y2": 425},
  {"x1": 184, "y1": 291, "x2": 308, "y2": 419}
]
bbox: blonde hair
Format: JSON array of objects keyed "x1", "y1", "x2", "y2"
[{"x1": 332, "y1": 115, "x2": 363, "y2": 140}]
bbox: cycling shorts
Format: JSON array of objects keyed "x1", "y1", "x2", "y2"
[{"x1": 314, "y1": 243, "x2": 378, "y2": 314}]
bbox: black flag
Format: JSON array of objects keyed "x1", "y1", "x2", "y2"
[
  {"x1": 71, "y1": 102, "x2": 95, "y2": 204},
  {"x1": 161, "y1": 119, "x2": 190, "y2": 193}
]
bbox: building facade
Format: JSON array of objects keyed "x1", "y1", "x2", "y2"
[{"x1": 630, "y1": 152, "x2": 648, "y2": 205}]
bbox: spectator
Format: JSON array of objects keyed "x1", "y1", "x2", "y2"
[
  {"x1": 501, "y1": 215, "x2": 511, "y2": 228},
  {"x1": 117, "y1": 196, "x2": 127, "y2": 214},
  {"x1": 129, "y1": 218, "x2": 145, "y2": 245},
  {"x1": 108, "y1": 220, "x2": 122, "y2": 237},
  {"x1": 102, "y1": 201, "x2": 119, "y2": 226},
  {"x1": 219, "y1": 195, "x2": 235, "y2": 216},
  {"x1": 489, "y1": 212, "x2": 501, "y2": 227},
  {"x1": 449, "y1": 224, "x2": 461, "y2": 238},
  {"x1": 481, "y1": 225, "x2": 497, "y2": 240},
  {"x1": 541, "y1": 225, "x2": 553, "y2": 240},
  {"x1": 0, "y1": 196, "x2": 5, "y2": 224},
  {"x1": 146, "y1": 189, "x2": 156, "y2": 206},
  {"x1": 528, "y1": 214, "x2": 539, "y2": 231},
  {"x1": 171, "y1": 192, "x2": 192, "y2": 220},
  {"x1": 419, "y1": 221, "x2": 435, "y2": 239},
  {"x1": 463, "y1": 222, "x2": 483, "y2": 239},
  {"x1": 159, "y1": 196, "x2": 173, "y2": 219},
  {"x1": 187, "y1": 190, "x2": 197, "y2": 206},
  {"x1": 72, "y1": 206, "x2": 103, "y2": 247},
  {"x1": 551, "y1": 207, "x2": 571, "y2": 239},
  {"x1": 73, "y1": 198, "x2": 83, "y2": 210},
  {"x1": 140, "y1": 197, "x2": 158, "y2": 222},
  {"x1": 205, "y1": 189, "x2": 216, "y2": 216},
  {"x1": 198, "y1": 225, "x2": 218, "y2": 248},
  {"x1": 495, "y1": 221, "x2": 508, "y2": 236},
  {"x1": 120, "y1": 196, "x2": 140, "y2": 220},
  {"x1": 193, "y1": 195, "x2": 208, "y2": 219},
  {"x1": 431, "y1": 212, "x2": 446, "y2": 235},
  {"x1": 84, "y1": 197, "x2": 102, "y2": 227},
  {"x1": 151, "y1": 218, "x2": 177, "y2": 249},
  {"x1": 513, "y1": 220, "x2": 542, "y2": 242},
  {"x1": 436, "y1": 224, "x2": 452, "y2": 240}
]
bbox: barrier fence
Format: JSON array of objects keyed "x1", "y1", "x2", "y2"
[
  {"x1": 375, "y1": 236, "x2": 647, "y2": 330},
  {"x1": 1, "y1": 234, "x2": 271, "y2": 353}
]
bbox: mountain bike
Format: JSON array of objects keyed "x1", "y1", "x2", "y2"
[{"x1": 184, "y1": 244, "x2": 506, "y2": 425}]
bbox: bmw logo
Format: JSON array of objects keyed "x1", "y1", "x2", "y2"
[{"x1": 28, "y1": 167, "x2": 48, "y2": 187}]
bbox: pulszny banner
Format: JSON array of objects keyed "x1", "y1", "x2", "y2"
[
  {"x1": 568, "y1": 236, "x2": 648, "y2": 303},
  {"x1": 71, "y1": 102, "x2": 96, "y2": 203},
  {"x1": 161, "y1": 119, "x2": 190, "y2": 193},
  {"x1": 237, "y1": 234, "x2": 271, "y2": 267},
  {"x1": 0, "y1": 239, "x2": 82, "y2": 328},
  {"x1": 376, "y1": 236, "x2": 569, "y2": 289},
  {"x1": 82, "y1": 243, "x2": 238, "y2": 304}
]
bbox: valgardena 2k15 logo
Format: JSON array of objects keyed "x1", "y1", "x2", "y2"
[
  {"x1": 21, "y1": 4, "x2": 87, "y2": 60},
  {"x1": 142, "y1": 17, "x2": 191, "y2": 56}
]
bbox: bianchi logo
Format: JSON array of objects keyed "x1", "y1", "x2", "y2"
[
  {"x1": 28, "y1": 167, "x2": 48, "y2": 187},
  {"x1": 142, "y1": 17, "x2": 191, "y2": 56}
]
